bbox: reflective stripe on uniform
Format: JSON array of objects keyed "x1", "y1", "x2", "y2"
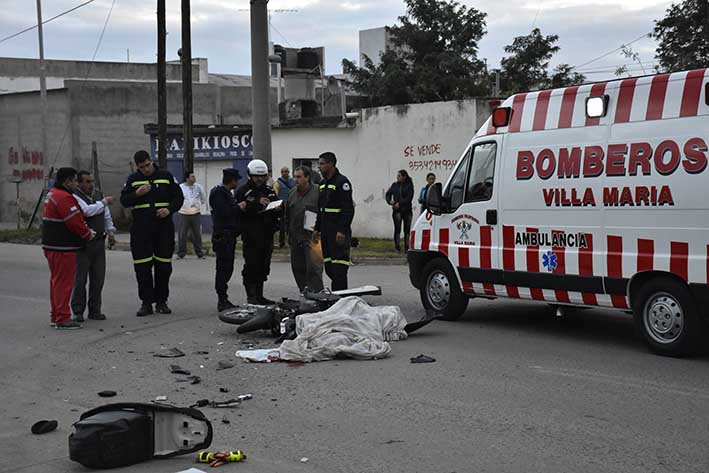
[
  {"x1": 42, "y1": 209, "x2": 81, "y2": 222},
  {"x1": 323, "y1": 257, "x2": 351, "y2": 265},
  {"x1": 319, "y1": 184, "x2": 326, "y2": 190},
  {"x1": 134, "y1": 256, "x2": 153, "y2": 264},
  {"x1": 154, "y1": 202, "x2": 170, "y2": 207},
  {"x1": 133, "y1": 204, "x2": 150, "y2": 209},
  {"x1": 152, "y1": 179, "x2": 171, "y2": 185},
  {"x1": 131, "y1": 180, "x2": 150, "y2": 187},
  {"x1": 153, "y1": 256, "x2": 172, "y2": 263},
  {"x1": 326, "y1": 184, "x2": 336, "y2": 190},
  {"x1": 321, "y1": 208, "x2": 342, "y2": 213}
]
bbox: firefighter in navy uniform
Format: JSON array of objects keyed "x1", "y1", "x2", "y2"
[
  {"x1": 120, "y1": 150, "x2": 184, "y2": 317},
  {"x1": 313, "y1": 152, "x2": 354, "y2": 291},
  {"x1": 235, "y1": 159, "x2": 279, "y2": 305},
  {"x1": 210, "y1": 168, "x2": 245, "y2": 311}
]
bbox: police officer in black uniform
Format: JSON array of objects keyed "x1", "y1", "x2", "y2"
[
  {"x1": 120, "y1": 150, "x2": 183, "y2": 317},
  {"x1": 235, "y1": 159, "x2": 279, "y2": 305},
  {"x1": 210, "y1": 168, "x2": 245, "y2": 311},
  {"x1": 314, "y1": 151, "x2": 355, "y2": 290}
]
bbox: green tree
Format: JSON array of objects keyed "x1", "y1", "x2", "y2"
[
  {"x1": 653, "y1": 0, "x2": 709, "y2": 72},
  {"x1": 500, "y1": 28, "x2": 560, "y2": 94},
  {"x1": 549, "y1": 64, "x2": 586, "y2": 88},
  {"x1": 342, "y1": 0, "x2": 489, "y2": 106}
]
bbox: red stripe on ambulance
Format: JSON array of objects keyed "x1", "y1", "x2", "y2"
[
  {"x1": 552, "y1": 230, "x2": 570, "y2": 303},
  {"x1": 558, "y1": 86, "x2": 579, "y2": 129},
  {"x1": 670, "y1": 242, "x2": 689, "y2": 281},
  {"x1": 533, "y1": 90, "x2": 552, "y2": 131},
  {"x1": 607, "y1": 235, "x2": 628, "y2": 309},
  {"x1": 480, "y1": 226, "x2": 495, "y2": 295},
  {"x1": 680, "y1": 68, "x2": 706, "y2": 117},
  {"x1": 438, "y1": 228, "x2": 449, "y2": 256},
  {"x1": 508, "y1": 93, "x2": 527, "y2": 132},
  {"x1": 410, "y1": 230, "x2": 415, "y2": 250},
  {"x1": 459, "y1": 246, "x2": 474, "y2": 294},
  {"x1": 637, "y1": 239, "x2": 654, "y2": 272},
  {"x1": 646, "y1": 73, "x2": 670, "y2": 120},
  {"x1": 585, "y1": 83, "x2": 607, "y2": 126},
  {"x1": 526, "y1": 227, "x2": 545, "y2": 301},
  {"x1": 579, "y1": 234, "x2": 598, "y2": 306},
  {"x1": 502, "y1": 225, "x2": 520, "y2": 298},
  {"x1": 614, "y1": 78, "x2": 637, "y2": 123},
  {"x1": 421, "y1": 229, "x2": 430, "y2": 251}
]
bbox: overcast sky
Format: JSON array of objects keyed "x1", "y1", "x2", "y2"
[{"x1": 1, "y1": 0, "x2": 674, "y2": 81}]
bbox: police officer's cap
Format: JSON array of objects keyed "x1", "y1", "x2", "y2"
[{"x1": 222, "y1": 168, "x2": 242, "y2": 181}]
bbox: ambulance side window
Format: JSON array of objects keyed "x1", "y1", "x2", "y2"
[
  {"x1": 465, "y1": 142, "x2": 496, "y2": 203},
  {"x1": 443, "y1": 148, "x2": 471, "y2": 210}
]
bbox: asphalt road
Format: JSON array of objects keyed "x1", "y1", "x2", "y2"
[{"x1": 1, "y1": 243, "x2": 708, "y2": 473}]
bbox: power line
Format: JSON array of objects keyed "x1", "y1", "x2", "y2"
[
  {"x1": 269, "y1": 21, "x2": 292, "y2": 46},
  {"x1": 50, "y1": 0, "x2": 117, "y2": 169},
  {"x1": 0, "y1": 0, "x2": 97, "y2": 45},
  {"x1": 571, "y1": 31, "x2": 653, "y2": 71}
]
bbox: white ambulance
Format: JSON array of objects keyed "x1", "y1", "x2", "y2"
[{"x1": 408, "y1": 68, "x2": 709, "y2": 356}]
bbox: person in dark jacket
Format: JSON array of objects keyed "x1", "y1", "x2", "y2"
[
  {"x1": 418, "y1": 172, "x2": 436, "y2": 213},
  {"x1": 313, "y1": 152, "x2": 355, "y2": 291},
  {"x1": 274, "y1": 166, "x2": 295, "y2": 248},
  {"x1": 42, "y1": 167, "x2": 96, "y2": 330},
  {"x1": 235, "y1": 159, "x2": 280, "y2": 305},
  {"x1": 385, "y1": 170, "x2": 414, "y2": 252},
  {"x1": 120, "y1": 151, "x2": 183, "y2": 317},
  {"x1": 286, "y1": 165, "x2": 323, "y2": 293},
  {"x1": 210, "y1": 168, "x2": 245, "y2": 311}
]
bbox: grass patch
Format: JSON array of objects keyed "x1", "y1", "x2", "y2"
[{"x1": 0, "y1": 228, "x2": 41, "y2": 244}]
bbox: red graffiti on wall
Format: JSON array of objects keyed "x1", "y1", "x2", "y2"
[{"x1": 6, "y1": 146, "x2": 44, "y2": 181}]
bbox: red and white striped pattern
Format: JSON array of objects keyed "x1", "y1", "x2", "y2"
[
  {"x1": 478, "y1": 68, "x2": 709, "y2": 137},
  {"x1": 411, "y1": 225, "x2": 707, "y2": 309}
]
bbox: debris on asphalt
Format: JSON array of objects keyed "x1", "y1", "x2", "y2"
[
  {"x1": 216, "y1": 360, "x2": 235, "y2": 371},
  {"x1": 97, "y1": 390, "x2": 117, "y2": 398},
  {"x1": 217, "y1": 341, "x2": 225, "y2": 346},
  {"x1": 193, "y1": 350, "x2": 209, "y2": 355},
  {"x1": 300, "y1": 457, "x2": 309, "y2": 463},
  {"x1": 221, "y1": 416, "x2": 230, "y2": 424},
  {"x1": 237, "y1": 394, "x2": 253, "y2": 401},
  {"x1": 170, "y1": 364, "x2": 191, "y2": 375},
  {"x1": 410, "y1": 354, "x2": 436, "y2": 363},
  {"x1": 219, "y1": 387, "x2": 229, "y2": 393},
  {"x1": 190, "y1": 398, "x2": 241, "y2": 409},
  {"x1": 155, "y1": 395, "x2": 168, "y2": 402},
  {"x1": 175, "y1": 469, "x2": 206, "y2": 473},
  {"x1": 176, "y1": 375, "x2": 201, "y2": 385},
  {"x1": 154, "y1": 347, "x2": 185, "y2": 358},
  {"x1": 31, "y1": 419, "x2": 58, "y2": 435},
  {"x1": 235, "y1": 348, "x2": 280, "y2": 363}
]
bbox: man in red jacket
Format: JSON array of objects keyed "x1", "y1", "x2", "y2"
[{"x1": 42, "y1": 167, "x2": 96, "y2": 329}]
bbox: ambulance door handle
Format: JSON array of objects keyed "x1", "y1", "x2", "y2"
[{"x1": 486, "y1": 209, "x2": 497, "y2": 225}]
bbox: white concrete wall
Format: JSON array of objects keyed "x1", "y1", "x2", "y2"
[{"x1": 268, "y1": 99, "x2": 490, "y2": 238}]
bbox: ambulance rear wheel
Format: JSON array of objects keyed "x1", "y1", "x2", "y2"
[
  {"x1": 420, "y1": 258, "x2": 468, "y2": 321},
  {"x1": 632, "y1": 277, "x2": 703, "y2": 357}
]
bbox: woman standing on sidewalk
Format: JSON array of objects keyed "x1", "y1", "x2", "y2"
[{"x1": 385, "y1": 170, "x2": 414, "y2": 253}]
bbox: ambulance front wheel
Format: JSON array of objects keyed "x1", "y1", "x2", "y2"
[
  {"x1": 420, "y1": 258, "x2": 468, "y2": 321},
  {"x1": 632, "y1": 277, "x2": 703, "y2": 357}
]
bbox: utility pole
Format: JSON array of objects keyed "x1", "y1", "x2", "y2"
[
  {"x1": 250, "y1": 0, "x2": 272, "y2": 169},
  {"x1": 157, "y1": 0, "x2": 167, "y2": 169},
  {"x1": 181, "y1": 0, "x2": 194, "y2": 174},
  {"x1": 36, "y1": 0, "x2": 49, "y2": 181}
]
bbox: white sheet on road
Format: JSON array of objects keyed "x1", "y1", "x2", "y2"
[{"x1": 277, "y1": 296, "x2": 408, "y2": 362}]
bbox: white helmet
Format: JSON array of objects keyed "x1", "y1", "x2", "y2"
[{"x1": 247, "y1": 159, "x2": 269, "y2": 176}]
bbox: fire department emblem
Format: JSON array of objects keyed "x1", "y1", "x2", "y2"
[{"x1": 456, "y1": 220, "x2": 472, "y2": 240}]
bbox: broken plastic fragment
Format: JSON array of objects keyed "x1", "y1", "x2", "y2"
[
  {"x1": 410, "y1": 354, "x2": 436, "y2": 364},
  {"x1": 170, "y1": 365, "x2": 191, "y2": 375},
  {"x1": 154, "y1": 347, "x2": 185, "y2": 358}
]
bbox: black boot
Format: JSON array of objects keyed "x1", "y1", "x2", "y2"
[
  {"x1": 245, "y1": 284, "x2": 260, "y2": 305},
  {"x1": 256, "y1": 283, "x2": 276, "y2": 305},
  {"x1": 136, "y1": 303, "x2": 153, "y2": 317},
  {"x1": 155, "y1": 302, "x2": 172, "y2": 314},
  {"x1": 218, "y1": 297, "x2": 236, "y2": 312}
]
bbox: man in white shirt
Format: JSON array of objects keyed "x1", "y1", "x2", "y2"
[
  {"x1": 71, "y1": 170, "x2": 116, "y2": 322},
  {"x1": 178, "y1": 171, "x2": 207, "y2": 259}
]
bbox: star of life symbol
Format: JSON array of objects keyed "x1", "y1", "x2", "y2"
[
  {"x1": 456, "y1": 220, "x2": 472, "y2": 240},
  {"x1": 542, "y1": 250, "x2": 558, "y2": 272}
]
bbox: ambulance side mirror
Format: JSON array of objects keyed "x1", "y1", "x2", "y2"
[{"x1": 426, "y1": 183, "x2": 444, "y2": 216}]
